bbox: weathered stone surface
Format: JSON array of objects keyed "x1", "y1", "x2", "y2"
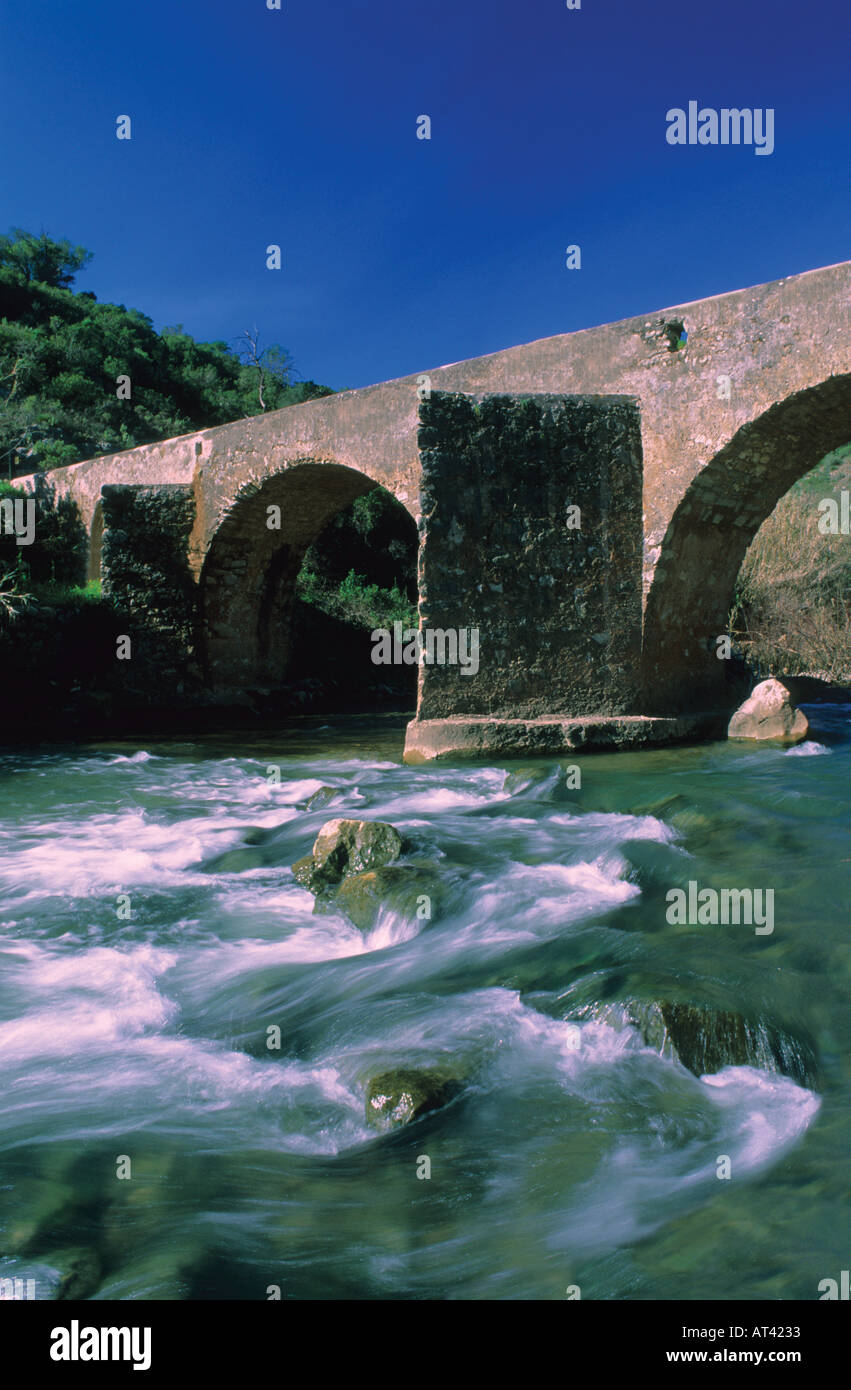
[
  {"x1": 333, "y1": 866, "x2": 439, "y2": 932},
  {"x1": 292, "y1": 818, "x2": 405, "y2": 892},
  {"x1": 101, "y1": 484, "x2": 197, "y2": 645},
  {"x1": 404, "y1": 713, "x2": 723, "y2": 762},
  {"x1": 416, "y1": 393, "x2": 643, "y2": 721},
  {"x1": 364, "y1": 1069, "x2": 461, "y2": 1131},
  {"x1": 727, "y1": 678, "x2": 809, "y2": 744},
  {"x1": 99, "y1": 483, "x2": 200, "y2": 698}
]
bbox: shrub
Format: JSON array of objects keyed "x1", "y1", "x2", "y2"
[
  {"x1": 298, "y1": 567, "x2": 416, "y2": 631},
  {"x1": 731, "y1": 470, "x2": 851, "y2": 682}
]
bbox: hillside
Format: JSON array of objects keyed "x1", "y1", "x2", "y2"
[{"x1": 0, "y1": 229, "x2": 333, "y2": 477}]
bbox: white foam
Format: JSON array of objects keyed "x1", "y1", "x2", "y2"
[
  {"x1": 701, "y1": 1065, "x2": 821, "y2": 1169},
  {"x1": 462, "y1": 855, "x2": 639, "y2": 946},
  {"x1": 194, "y1": 918, "x2": 368, "y2": 971},
  {"x1": 550, "y1": 810, "x2": 679, "y2": 843},
  {"x1": 0, "y1": 805, "x2": 302, "y2": 900},
  {"x1": 371, "y1": 768, "x2": 509, "y2": 815},
  {"x1": 786, "y1": 741, "x2": 831, "y2": 757},
  {"x1": 0, "y1": 944, "x2": 177, "y2": 1060}
]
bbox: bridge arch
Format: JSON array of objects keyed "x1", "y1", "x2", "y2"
[
  {"x1": 199, "y1": 458, "x2": 415, "y2": 689},
  {"x1": 642, "y1": 372, "x2": 851, "y2": 712}
]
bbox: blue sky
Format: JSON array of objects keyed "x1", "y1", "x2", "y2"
[{"x1": 2, "y1": 0, "x2": 849, "y2": 390}]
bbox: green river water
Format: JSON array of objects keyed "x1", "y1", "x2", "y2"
[{"x1": 0, "y1": 706, "x2": 849, "y2": 1300}]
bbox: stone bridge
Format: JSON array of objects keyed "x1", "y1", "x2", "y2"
[{"x1": 27, "y1": 260, "x2": 851, "y2": 759}]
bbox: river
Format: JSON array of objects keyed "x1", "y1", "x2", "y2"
[{"x1": 1, "y1": 707, "x2": 849, "y2": 1300}]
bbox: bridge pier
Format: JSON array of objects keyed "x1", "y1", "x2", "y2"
[
  {"x1": 403, "y1": 393, "x2": 707, "y2": 760},
  {"x1": 100, "y1": 483, "x2": 201, "y2": 692}
]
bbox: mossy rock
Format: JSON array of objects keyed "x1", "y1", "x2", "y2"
[
  {"x1": 292, "y1": 818, "x2": 406, "y2": 892},
  {"x1": 365, "y1": 1069, "x2": 462, "y2": 1131},
  {"x1": 306, "y1": 786, "x2": 340, "y2": 811},
  {"x1": 655, "y1": 1002, "x2": 817, "y2": 1087},
  {"x1": 292, "y1": 855, "x2": 316, "y2": 888},
  {"x1": 585, "y1": 999, "x2": 818, "y2": 1087},
  {"x1": 333, "y1": 866, "x2": 440, "y2": 932}
]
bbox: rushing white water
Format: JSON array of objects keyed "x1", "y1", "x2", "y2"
[{"x1": 0, "y1": 709, "x2": 848, "y2": 1299}]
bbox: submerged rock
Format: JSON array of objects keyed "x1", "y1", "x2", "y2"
[
  {"x1": 580, "y1": 999, "x2": 818, "y2": 1087},
  {"x1": 305, "y1": 785, "x2": 340, "y2": 811},
  {"x1": 365, "y1": 1069, "x2": 462, "y2": 1130},
  {"x1": 503, "y1": 764, "x2": 570, "y2": 798},
  {"x1": 728, "y1": 678, "x2": 808, "y2": 745},
  {"x1": 204, "y1": 845, "x2": 268, "y2": 874},
  {"x1": 333, "y1": 866, "x2": 440, "y2": 932},
  {"x1": 292, "y1": 818, "x2": 406, "y2": 893},
  {"x1": 201, "y1": 824, "x2": 281, "y2": 873},
  {"x1": 48, "y1": 1247, "x2": 102, "y2": 1301},
  {"x1": 620, "y1": 839, "x2": 693, "y2": 893}
]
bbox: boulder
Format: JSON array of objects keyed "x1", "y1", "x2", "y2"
[
  {"x1": 727, "y1": 678, "x2": 808, "y2": 745},
  {"x1": 579, "y1": 999, "x2": 817, "y2": 1087},
  {"x1": 365, "y1": 1069, "x2": 462, "y2": 1131},
  {"x1": 333, "y1": 866, "x2": 440, "y2": 932},
  {"x1": 291, "y1": 855, "x2": 316, "y2": 887},
  {"x1": 292, "y1": 818, "x2": 406, "y2": 893}
]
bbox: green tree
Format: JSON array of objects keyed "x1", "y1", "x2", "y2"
[
  {"x1": 0, "y1": 229, "x2": 334, "y2": 475},
  {"x1": 0, "y1": 229, "x2": 92, "y2": 289}
]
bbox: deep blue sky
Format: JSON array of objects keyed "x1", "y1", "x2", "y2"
[{"x1": 2, "y1": 1, "x2": 849, "y2": 390}]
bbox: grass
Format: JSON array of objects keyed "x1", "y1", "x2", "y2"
[
  {"x1": 29, "y1": 577, "x2": 103, "y2": 604},
  {"x1": 0, "y1": 572, "x2": 104, "y2": 631}
]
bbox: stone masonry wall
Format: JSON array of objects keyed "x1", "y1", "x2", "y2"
[
  {"x1": 415, "y1": 393, "x2": 643, "y2": 720},
  {"x1": 100, "y1": 484, "x2": 200, "y2": 698}
]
